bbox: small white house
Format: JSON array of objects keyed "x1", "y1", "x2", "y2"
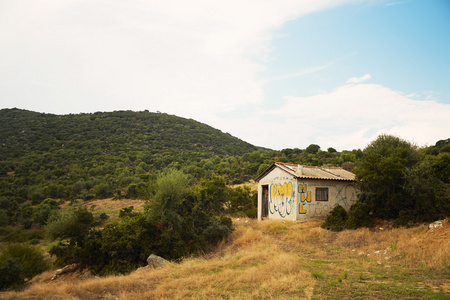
[{"x1": 255, "y1": 162, "x2": 358, "y2": 222}]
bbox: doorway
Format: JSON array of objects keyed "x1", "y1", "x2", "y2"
[{"x1": 261, "y1": 185, "x2": 269, "y2": 218}]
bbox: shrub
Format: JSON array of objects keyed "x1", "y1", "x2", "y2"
[
  {"x1": 45, "y1": 206, "x2": 93, "y2": 242},
  {"x1": 345, "y1": 202, "x2": 373, "y2": 229},
  {"x1": 0, "y1": 244, "x2": 51, "y2": 280},
  {"x1": 46, "y1": 205, "x2": 94, "y2": 266},
  {"x1": 0, "y1": 259, "x2": 23, "y2": 290},
  {"x1": 75, "y1": 214, "x2": 156, "y2": 275},
  {"x1": 0, "y1": 227, "x2": 44, "y2": 243},
  {"x1": 392, "y1": 210, "x2": 414, "y2": 228},
  {"x1": 0, "y1": 210, "x2": 8, "y2": 226},
  {"x1": 228, "y1": 186, "x2": 257, "y2": 218},
  {"x1": 119, "y1": 206, "x2": 136, "y2": 218},
  {"x1": 321, "y1": 205, "x2": 348, "y2": 231},
  {"x1": 33, "y1": 204, "x2": 53, "y2": 225},
  {"x1": 203, "y1": 216, "x2": 232, "y2": 244}
]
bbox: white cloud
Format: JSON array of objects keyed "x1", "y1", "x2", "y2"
[
  {"x1": 0, "y1": 0, "x2": 357, "y2": 121},
  {"x1": 385, "y1": 0, "x2": 412, "y2": 6},
  {"x1": 226, "y1": 80, "x2": 450, "y2": 151},
  {"x1": 346, "y1": 74, "x2": 372, "y2": 84}
]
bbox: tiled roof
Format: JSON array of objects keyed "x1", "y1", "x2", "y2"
[{"x1": 255, "y1": 162, "x2": 356, "y2": 182}]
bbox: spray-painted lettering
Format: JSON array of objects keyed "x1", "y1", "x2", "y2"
[
  {"x1": 298, "y1": 184, "x2": 311, "y2": 214},
  {"x1": 269, "y1": 182, "x2": 294, "y2": 218}
]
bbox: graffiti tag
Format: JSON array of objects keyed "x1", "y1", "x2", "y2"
[
  {"x1": 298, "y1": 184, "x2": 311, "y2": 214},
  {"x1": 269, "y1": 182, "x2": 294, "y2": 218}
]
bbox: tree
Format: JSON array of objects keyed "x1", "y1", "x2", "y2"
[
  {"x1": 401, "y1": 160, "x2": 448, "y2": 223},
  {"x1": 356, "y1": 134, "x2": 420, "y2": 219},
  {"x1": 146, "y1": 169, "x2": 190, "y2": 223},
  {"x1": 305, "y1": 144, "x2": 320, "y2": 154},
  {"x1": 45, "y1": 205, "x2": 94, "y2": 266}
]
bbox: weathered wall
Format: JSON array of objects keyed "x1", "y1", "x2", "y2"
[
  {"x1": 295, "y1": 179, "x2": 358, "y2": 222},
  {"x1": 257, "y1": 167, "x2": 297, "y2": 221},
  {"x1": 258, "y1": 169, "x2": 358, "y2": 222}
]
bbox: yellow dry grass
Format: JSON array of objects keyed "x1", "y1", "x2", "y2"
[
  {"x1": 231, "y1": 180, "x2": 258, "y2": 191},
  {"x1": 2, "y1": 218, "x2": 449, "y2": 299},
  {"x1": 86, "y1": 198, "x2": 146, "y2": 216},
  {"x1": 61, "y1": 198, "x2": 147, "y2": 220}
]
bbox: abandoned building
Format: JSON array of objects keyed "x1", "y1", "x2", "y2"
[{"x1": 256, "y1": 162, "x2": 358, "y2": 222}]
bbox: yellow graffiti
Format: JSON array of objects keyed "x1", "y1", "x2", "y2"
[
  {"x1": 269, "y1": 182, "x2": 294, "y2": 218},
  {"x1": 270, "y1": 184, "x2": 276, "y2": 199},
  {"x1": 299, "y1": 203, "x2": 307, "y2": 214},
  {"x1": 298, "y1": 184, "x2": 311, "y2": 214},
  {"x1": 301, "y1": 192, "x2": 311, "y2": 203},
  {"x1": 299, "y1": 184, "x2": 306, "y2": 193}
]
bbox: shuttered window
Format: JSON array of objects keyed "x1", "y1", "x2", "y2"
[{"x1": 316, "y1": 188, "x2": 328, "y2": 201}]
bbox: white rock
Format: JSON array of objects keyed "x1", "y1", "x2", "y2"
[
  {"x1": 429, "y1": 220, "x2": 444, "y2": 230},
  {"x1": 147, "y1": 254, "x2": 168, "y2": 269}
]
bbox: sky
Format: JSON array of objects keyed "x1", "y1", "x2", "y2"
[{"x1": 1, "y1": 0, "x2": 449, "y2": 151}]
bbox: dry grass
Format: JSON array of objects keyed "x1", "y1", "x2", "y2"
[
  {"x1": 86, "y1": 198, "x2": 146, "y2": 217},
  {"x1": 231, "y1": 180, "x2": 258, "y2": 191},
  {"x1": 2, "y1": 218, "x2": 449, "y2": 299},
  {"x1": 61, "y1": 198, "x2": 147, "y2": 221}
]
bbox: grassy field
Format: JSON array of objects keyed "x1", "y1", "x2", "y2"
[{"x1": 1, "y1": 216, "x2": 449, "y2": 299}]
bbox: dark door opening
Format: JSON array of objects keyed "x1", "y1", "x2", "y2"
[{"x1": 262, "y1": 185, "x2": 269, "y2": 218}]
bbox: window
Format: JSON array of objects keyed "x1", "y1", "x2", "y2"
[{"x1": 316, "y1": 188, "x2": 328, "y2": 201}]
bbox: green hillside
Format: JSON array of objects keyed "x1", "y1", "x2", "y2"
[
  {"x1": 0, "y1": 108, "x2": 273, "y2": 201},
  {"x1": 0, "y1": 108, "x2": 448, "y2": 223},
  {"x1": 0, "y1": 108, "x2": 258, "y2": 159}
]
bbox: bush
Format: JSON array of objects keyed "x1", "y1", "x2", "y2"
[
  {"x1": 45, "y1": 206, "x2": 93, "y2": 242},
  {"x1": 203, "y1": 216, "x2": 232, "y2": 244},
  {"x1": 321, "y1": 205, "x2": 348, "y2": 231},
  {"x1": 228, "y1": 186, "x2": 257, "y2": 218},
  {"x1": 345, "y1": 202, "x2": 373, "y2": 229},
  {"x1": 0, "y1": 227, "x2": 44, "y2": 243},
  {"x1": 119, "y1": 206, "x2": 136, "y2": 218},
  {"x1": 0, "y1": 244, "x2": 51, "y2": 280},
  {"x1": 392, "y1": 210, "x2": 414, "y2": 228},
  {"x1": 0, "y1": 210, "x2": 8, "y2": 226},
  {"x1": 0, "y1": 259, "x2": 23, "y2": 290},
  {"x1": 74, "y1": 214, "x2": 156, "y2": 275},
  {"x1": 46, "y1": 205, "x2": 94, "y2": 266}
]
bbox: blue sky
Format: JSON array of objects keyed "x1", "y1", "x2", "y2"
[
  {"x1": 1, "y1": 0, "x2": 449, "y2": 151},
  {"x1": 263, "y1": 0, "x2": 450, "y2": 104}
]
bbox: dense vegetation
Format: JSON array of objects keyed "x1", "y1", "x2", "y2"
[
  {"x1": 0, "y1": 108, "x2": 259, "y2": 200},
  {"x1": 355, "y1": 135, "x2": 449, "y2": 225},
  {"x1": 0, "y1": 108, "x2": 361, "y2": 228},
  {"x1": 323, "y1": 135, "x2": 450, "y2": 231},
  {"x1": 45, "y1": 170, "x2": 235, "y2": 275},
  {"x1": 0, "y1": 108, "x2": 449, "y2": 290}
]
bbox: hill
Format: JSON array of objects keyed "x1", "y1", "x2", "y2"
[
  {"x1": 1, "y1": 214, "x2": 449, "y2": 299},
  {"x1": 0, "y1": 108, "x2": 259, "y2": 160},
  {"x1": 0, "y1": 108, "x2": 271, "y2": 202}
]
